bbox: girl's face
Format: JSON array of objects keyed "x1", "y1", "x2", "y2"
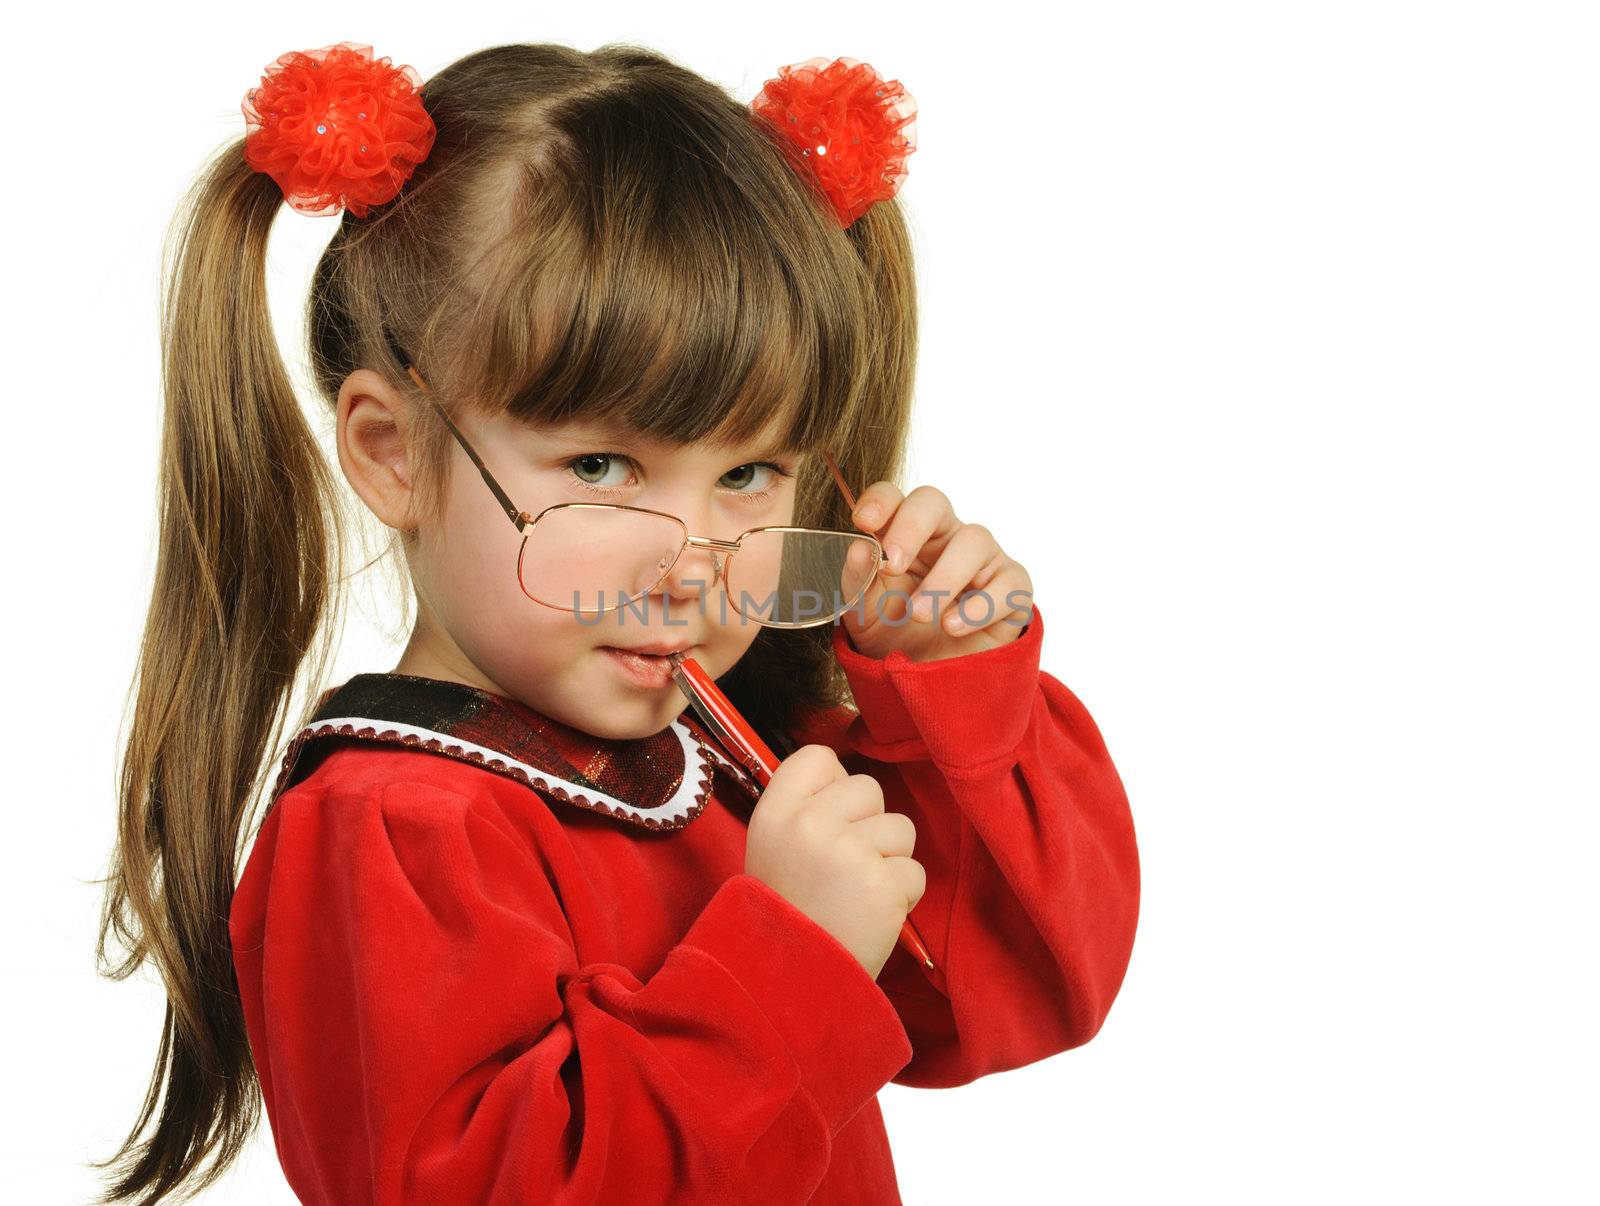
[{"x1": 339, "y1": 370, "x2": 805, "y2": 740}]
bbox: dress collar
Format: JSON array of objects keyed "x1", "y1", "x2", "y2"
[{"x1": 269, "y1": 672, "x2": 760, "y2": 831}]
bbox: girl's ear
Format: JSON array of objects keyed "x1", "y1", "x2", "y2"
[{"x1": 337, "y1": 368, "x2": 425, "y2": 533}]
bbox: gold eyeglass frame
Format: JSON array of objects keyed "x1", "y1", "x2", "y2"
[{"x1": 394, "y1": 359, "x2": 889, "y2": 630}]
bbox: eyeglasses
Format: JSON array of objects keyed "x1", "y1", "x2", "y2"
[{"x1": 397, "y1": 362, "x2": 888, "y2": 629}]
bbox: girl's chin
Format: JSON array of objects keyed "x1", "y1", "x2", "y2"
[{"x1": 573, "y1": 674, "x2": 691, "y2": 739}]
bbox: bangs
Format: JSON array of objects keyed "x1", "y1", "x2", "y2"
[{"x1": 437, "y1": 78, "x2": 875, "y2": 458}]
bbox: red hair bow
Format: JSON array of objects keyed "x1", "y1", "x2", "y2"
[
  {"x1": 750, "y1": 57, "x2": 918, "y2": 228},
  {"x1": 242, "y1": 41, "x2": 436, "y2": 218}
]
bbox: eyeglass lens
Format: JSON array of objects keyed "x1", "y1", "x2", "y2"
[{"x1": 516, "y1": 507, "x2": 880, "y2": 626}]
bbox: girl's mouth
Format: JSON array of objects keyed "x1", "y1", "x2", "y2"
[{"x1": 599, "y1": 645, "x2": 693, "y2": 689}]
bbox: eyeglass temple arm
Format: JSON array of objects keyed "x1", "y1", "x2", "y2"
[
  {"x1": 821, "y1": 452, "x2": 890, "y2": 575},
  {"x1": 820, "y1": 451, "x2": 860, "y2": 513},
  {"x1": 402, "y1": 363, "x2": 529, "y2": 533}
]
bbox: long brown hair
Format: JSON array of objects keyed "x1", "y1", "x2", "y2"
[{"x1": 94, "y1": 41, "x2": 918, "y2": 1203}]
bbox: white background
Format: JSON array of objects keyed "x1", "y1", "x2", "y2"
[{"x1": 6, "y1": 2, "x2": 1596, "y2": 1202}]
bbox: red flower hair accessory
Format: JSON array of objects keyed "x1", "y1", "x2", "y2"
[
  {"x1": 242, "y1": 41, "x2": 436, "y2": 218},
  {"x1": 750, "y1": 57, "x2": 918, "y2": 229}
]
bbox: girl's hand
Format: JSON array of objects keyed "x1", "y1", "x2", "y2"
[
  {"x1": 840, "y1": 483, "x2": 1034, "y2": 663},
  {"x1": 746, "y1": 744, "x2": 925, "y2": 981}
]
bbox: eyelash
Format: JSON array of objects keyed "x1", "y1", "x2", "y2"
[{"x1": 563, "y1": 454, "x2": 794, "y2": 502}]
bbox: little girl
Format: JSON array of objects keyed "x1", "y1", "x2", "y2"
[{"x1": 95, "y1": 40, "x2": 1140, "y2": 1205}]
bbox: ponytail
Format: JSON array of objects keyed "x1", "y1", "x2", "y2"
[{"x1": 91, "y1": 136, "x2": 346, "y2": 1204}]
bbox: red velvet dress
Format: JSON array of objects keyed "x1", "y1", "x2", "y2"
[{"x1": 228, "y1": 603, "x2": 1140, "y2": 1203}]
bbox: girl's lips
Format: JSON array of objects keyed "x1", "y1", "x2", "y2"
[{"x1": 599, "y1": 645, "x2": 691, "y2": 689}]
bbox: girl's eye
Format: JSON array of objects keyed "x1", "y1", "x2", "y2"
[
  {"x1": 566, "y1": 454, "x2": 790, "y2": 495},
  {"x1": 719, "y1": 462, "x2": 789, "y2": 494},
  {"x1": 567, "y1": 453, "x2": 632, "y2": 489}
]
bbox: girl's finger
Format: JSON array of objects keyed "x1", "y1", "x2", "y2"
[
  {"x1": 944, "y1": 567, "x2": 1034, "y2": 637},
  {"x1": 849, "y1": 481, "x2": 904, "y2": 534},
  {"x1": 842, "y1": 546, "x2": 906, "y2": 641},
  {"x1": 877, "y1": 485, "x2": 959, "y2": 577},
  {"x1": 850, "y1": 809, "x2": 918, "y2": 858},
  {"x1": 907, "y1": 523, "x2": 1002, "y2": 623}
]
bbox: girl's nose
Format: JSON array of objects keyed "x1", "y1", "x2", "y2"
[{"x1": 658, "y1": 543, "x2": 724, "y2": 602}]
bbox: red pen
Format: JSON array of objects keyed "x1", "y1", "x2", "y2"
[{"x1": 668, "y1": 651, "x2": 938, "y2": 975}]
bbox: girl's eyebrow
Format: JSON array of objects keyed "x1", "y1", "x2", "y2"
[
  {"x1": 721, "y1": 438, "x2": 805, "y2": 462},
  {"x1": 530, "y1": 418, "x2": 633, "y2": 443},
  {"x1": 536, "y1": 422, "x2": 801, "y2": 463}
]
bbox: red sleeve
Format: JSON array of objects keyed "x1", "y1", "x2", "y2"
[
  {"x1": 228, "y1": 771, "x2": 913, "y2": 1205},
  {"x1": 803, "y1": 602, "x2": 1141, "y2": 1088}
]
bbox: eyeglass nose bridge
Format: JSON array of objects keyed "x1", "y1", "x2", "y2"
[
  {"x1": 674, "y1": 533, "x2": 743, "y2": 588},
  {"x1": 682, "y1": 534, "x2": 744, "y2": 554}
]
